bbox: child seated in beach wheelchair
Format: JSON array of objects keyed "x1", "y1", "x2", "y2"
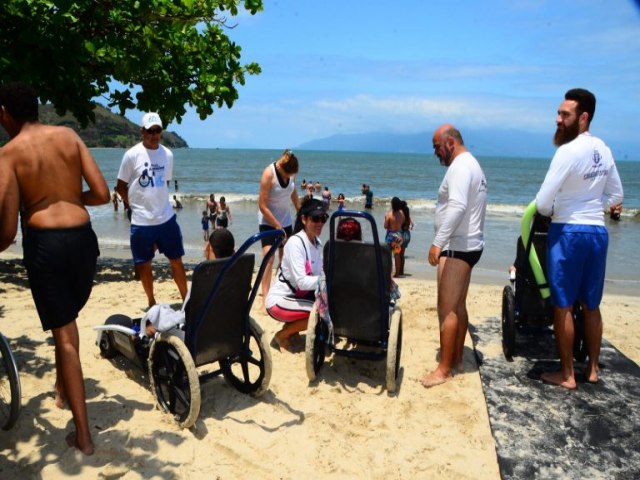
[
  {"x1": 501, "y1": 201, "x2": 586, "y2": 361},
  {"x1": 95, "y1": 228, "x2": 285, "y2": 429},
  {"x1": 305, "y1": 211, "x2": 403, "y2": 393}
]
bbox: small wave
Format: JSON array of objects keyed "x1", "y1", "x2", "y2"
[
  {"x1": 156, "y1": 191, "x2": 640, "y2": 220},
  {"x1": 168, "y1": 192, "x2": 260, "y2": 204}
]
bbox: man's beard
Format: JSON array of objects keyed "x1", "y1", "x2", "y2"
[
  {"x1": 439, "y1": 145, "x2": 453, "y2": 166},
  {"x1": 553, "y1": 119, "x2": 580, "y2": 146}
]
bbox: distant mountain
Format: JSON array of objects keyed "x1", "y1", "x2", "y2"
[
  {"x1": 297, "y1": 129, "x2": 555, "y2": 158},
  {"x1": 0, "y1": 104, "x2": 188, "y2": 149},
  {"x1": 297, "y1": 129, "x2": 638, "y2": 160}
]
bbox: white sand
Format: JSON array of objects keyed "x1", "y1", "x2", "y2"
[{"x1": 0, "y1": 254, "x2": 637, "y2": 479}]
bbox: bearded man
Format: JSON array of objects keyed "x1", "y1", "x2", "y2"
[
  {"x1": 420, "y1": 124, "x2": 487, "y2": 388},
  {"x1": 535, "y1": 88, "x2": 624, "y2": 389}
]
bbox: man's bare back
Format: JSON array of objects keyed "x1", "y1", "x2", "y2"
[
  {"x1": 0, "y1": 82, "x2": 109, "y2": 456},
  {"x1": 0, "y1": 123, "x2": 108, "y2": 232}
]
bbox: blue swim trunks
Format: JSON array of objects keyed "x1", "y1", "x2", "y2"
[
  {"x1": 547, "y1": 223, "x2": 608, "y2": 310},
  {"x1": 130, "y1": 215, "x2": 185, "y2": 263}
]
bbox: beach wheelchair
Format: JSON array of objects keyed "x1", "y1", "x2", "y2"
[
  {"x1": 305, "y1": 210, "x2": 403, "y2": 393},
  {"x1": 0, "y1": 332, "x2": 21, "y2": 430},
  {"x1": 501, "y1": 201, "x2": 586, "y2": 361},
  {"x1": 95, "y1": 230, "x2": 284, "y2": 428}
]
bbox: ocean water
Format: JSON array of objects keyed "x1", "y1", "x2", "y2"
[{"x1": 7, "y1": 148, "x2": 639, "y2": 295}]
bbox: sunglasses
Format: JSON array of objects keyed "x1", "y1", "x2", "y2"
[
  {"x1": 145, "y1": 127, "x2": 163, "y2": 135},
  {"x1": 310, "y1": 214, "x2": 328, "y2": 224}
]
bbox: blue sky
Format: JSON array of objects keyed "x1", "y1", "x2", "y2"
[{"x1": 149, "y1": 0, "x2": 640, "y2": 152}]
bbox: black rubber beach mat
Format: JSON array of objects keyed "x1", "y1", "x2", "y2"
[{"x1": 470, "y1": 317, "x2": 640, "y2": 480}]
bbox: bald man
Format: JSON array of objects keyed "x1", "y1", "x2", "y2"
[{"x1": 421, "y1": 124, "x2": 487, "y2": 388}]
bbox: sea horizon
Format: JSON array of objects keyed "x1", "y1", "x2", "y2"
[{"x1": 3, "y1": 147, "x2": 638, "y2": 296}]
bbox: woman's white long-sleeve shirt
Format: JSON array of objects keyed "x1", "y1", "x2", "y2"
[{"x1": 265, "y1": 231, "x2": 322, "y2": 308}]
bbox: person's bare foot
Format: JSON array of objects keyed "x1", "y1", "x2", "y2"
[
  {"x1": 271, "y1": 332, "x2": 303, "y2": 353},
  {"x1": 66, "y1": 431, "x2": 95, "y2": 456},
  {"x1": 420, "y1": 370, "x2": 451, "y2": 388},
  {"x1": 55, "y1": 383, "x2": 66, "y2": 409},
  {"x1": 452, "y1": 362, "x2": 464, "y2": 375},
  {"x1": 270, "y1": 332, "x2": 289, "y2": 352},
  {"x1": 541, "y1": 371, "x2": 577, "y2": 390},
  {"x1": 583, "y1": 366, "x2": 599, "y2": 384}
]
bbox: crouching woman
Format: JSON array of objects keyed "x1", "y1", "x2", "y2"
[{"x1": 266, "y1": 198, "x2": 327, "y2": 352}]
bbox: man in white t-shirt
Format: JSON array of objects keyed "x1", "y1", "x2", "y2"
[
  {"x1": 421, "y1": 124, "x2": 487, "y2": 389},
  {"x1": 116, "y1": 113, "x2": 187, "y2": 307},
  {"x1": 536, "y1": 88, "x2": 623, "y2": 390}
]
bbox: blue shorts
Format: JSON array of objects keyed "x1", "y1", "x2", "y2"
[
  {"x1": 547, "y1": 223, "x2": 608, "y2": 310},
  {"x1": 131, "y1": 215, "x2": 185, "y2": 264}
]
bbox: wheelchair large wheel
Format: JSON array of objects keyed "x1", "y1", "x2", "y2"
[
  {"x1": 220, "y1": 317, "x2": 272, "y2": 396},
  {"x1": 501, "y1": 285, "x2": 516, "y2": 360},
  {"x1": 572, "y1": 303, "x2": 588, "y2": 363},
  {"x1": 305, "y1": 305, "x2": 327, "y2": 382},
  {"x1": 0, "y1": 333, "x2": 21, "y2": 431},
  {"x1": 99, "y1": 314, "x2": 133, "y2": 359},
  {"x1": 149, "y1": 334, "x2": 201, "y2": 429},
  {"x1": 385, "y1": 308, "x2": 403, "y2": 394}
]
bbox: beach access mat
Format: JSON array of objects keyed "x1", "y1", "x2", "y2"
[{"x1": 470, "y1": 316, "x2": 640, "y2": 480}]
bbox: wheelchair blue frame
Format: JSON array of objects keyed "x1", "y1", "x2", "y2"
[
  {"x1": 305, "y1": 209, "x2": 403, "y2": 392},
  {"x1": 185, "y1": 229, "x2": 285, "y2": 357}
]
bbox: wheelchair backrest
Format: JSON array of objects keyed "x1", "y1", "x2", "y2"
[
  {"x1": 185, "y1": 253, "x2": 255, "y2": 367},
  {"x1": 324, "y1": 240, "x2": 391, "y2": 342}
]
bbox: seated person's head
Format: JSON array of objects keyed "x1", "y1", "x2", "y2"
[
  {"x1": 206, "y1": 228, "x2": 235, "y2": 259},
  {"x1": 337, "y1": 217, "x2": 362, "y2": 241},
  {"x1": 294, "y1": 198, "x2": 327, "y2": 234}
]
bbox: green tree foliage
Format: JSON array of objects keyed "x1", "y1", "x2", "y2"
[{"x1": 0, "y1": 0, "x2": 263, "y2": 127}]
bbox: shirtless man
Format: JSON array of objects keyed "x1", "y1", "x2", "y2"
[
  {"x1": 384, "y1": 196, "x2": 405, "y2": 277},
  {"x1": 0, "y1": 82, "x2": 110, "y2": 454},
  {"x1": 421, "y1": 124, "x2": 487, "y2": 388}
]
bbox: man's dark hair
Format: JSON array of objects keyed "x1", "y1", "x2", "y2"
[
  {"x1": 443, "y1": 126, "x2": 464, "y2": 145},
  {"x1": 209, "y1": 228, "x2": 235, "y2": 258},
  {"x1": 0, "y1": 82, "x2": 39, "y2": 122},
  {"x1": 565, "y1": 88, "x2": 596, "y2": 125},
  {"x1": 294, "y1": 197, "x2": 324, "y2": 233}
]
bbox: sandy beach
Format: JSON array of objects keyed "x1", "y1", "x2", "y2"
[{"x1": 0, "y1": 252, "x2": 638, "y2": 479}]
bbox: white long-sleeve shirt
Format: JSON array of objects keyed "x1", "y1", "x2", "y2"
[
  {"x1": 433, "y1": 152, "x2": 487, "y2": 252},
  {"x1": 536, "y1": 132, "x2": 624, "y2": 225},
  {"x1": 265, "y1": 231, "x2": 322, "y2": 308}
]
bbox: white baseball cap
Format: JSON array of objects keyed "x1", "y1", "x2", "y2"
[{"x1": 141, "y1": 112, "x2": 163, "y2": 130}]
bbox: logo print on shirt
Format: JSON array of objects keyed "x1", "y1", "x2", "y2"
[
  {"x1": 138, "y1": 162, "x2": 155, "y2": 187},
  {"x1": 592, "y1": 149, "x2": 602, "y2": 166},
  {"x1": 583, "y1": 148, "x2": 607, "y2": 180}
]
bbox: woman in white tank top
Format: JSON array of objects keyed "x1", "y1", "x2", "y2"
[{"x1": 258, "y1": 149, "x2": 302, "y2": 308}]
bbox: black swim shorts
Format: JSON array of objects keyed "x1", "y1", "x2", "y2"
[
  {"x1": 259, "y1": 224, "x2": 293, "y2": 247},
  {"x1": 440, "y1": 249, "x2": 483, "y2": 268},
  {"x1": 23, "y1": 223, "x2": 100, "y2": 331}
]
